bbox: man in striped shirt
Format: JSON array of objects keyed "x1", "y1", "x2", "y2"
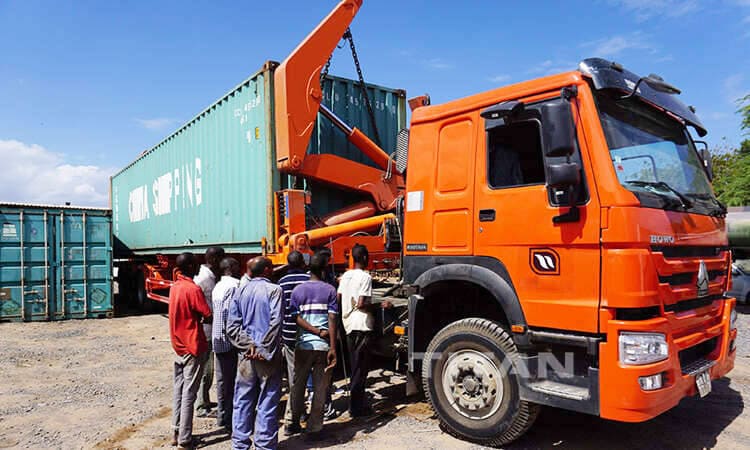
[
  {"x1": 286, "y1": 252, "x2": 338, "y2": 437},
  {"x1": 278, "y1": 251, "x2": 310, "y2": 423}
]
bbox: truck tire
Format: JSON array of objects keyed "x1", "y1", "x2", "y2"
[
  {"x1": 421, "y1": 318, "x2": 539, "y2": 447},
  {"x1": 135, "y1": 272, "x2": 153, "y2": 313}
]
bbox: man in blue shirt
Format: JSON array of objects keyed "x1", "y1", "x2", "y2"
[
  {"x1": 226, "y1": 257, "x2": 283, "y2": 450},
  {"x1": 286, "y1": 253, "x2": 338, "y2": 438}
]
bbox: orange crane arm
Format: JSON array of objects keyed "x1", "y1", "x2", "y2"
[{"x1": 273, "y1": 0, "x2": 403, "y2": 211}]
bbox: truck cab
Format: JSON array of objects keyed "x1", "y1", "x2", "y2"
[{"x1": 401, "y1": 58, "x2": 738, "y2": 445}]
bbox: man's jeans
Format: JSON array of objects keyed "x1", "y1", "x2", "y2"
[
  {"x1": 233, "y1": 353, "x2": 282, "y2": 450},
  {"x1": 290, "y1": 349, "x2": 331, "y2": 433},
  {"x1": 347, "y1": 331, "x2": 372, "y2": 415},
  {"x1": 282, "y1": 345, "x2": 295, "y2": 423},
  {"x1": 172, "y1": 351, "x2": 208, "y2": 446},
  {"x1": 196, "y1": 340, "x2": 214, "y2": 413},
  {"x1": 215, "y1": 349, "x2": 238, "y2": 428}
]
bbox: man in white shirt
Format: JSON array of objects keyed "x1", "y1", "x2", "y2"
[
  {"x1": 211, "y1": 257, "x2": 241, "y2": 431},
  {"x1": 193, "y1": 246, "x2": 225, "y2": 417},
  {"x1": 337, "y1": 244, "x2": 374, "y2": 417}
]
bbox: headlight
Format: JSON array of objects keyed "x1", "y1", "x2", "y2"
[
  {"x1": 731, "y1": 306, "x2": 738, "y2": 330},
  {"x1": 619, "y1": 332, "x2": 669, "y2": 365}
]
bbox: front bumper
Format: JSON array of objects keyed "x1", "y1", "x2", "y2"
[{"x1": 598, "y1": 297, "x2": 737, "y2": 422}]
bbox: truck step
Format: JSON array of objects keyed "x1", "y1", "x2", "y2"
[{"x1": 527, "y1": 380, "x2": 590, "y2": 401}]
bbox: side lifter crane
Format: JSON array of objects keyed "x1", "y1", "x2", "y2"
[{"x1": 269, "y1": 0, "x2": 404, "y2": 265}]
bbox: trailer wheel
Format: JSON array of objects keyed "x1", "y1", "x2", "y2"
[
  {"x1": 421, "y1": 318, "x2": 539, "y2": 447},
  {"x1": 135, "y1": 272, "x2": 153, "y2": 313}
]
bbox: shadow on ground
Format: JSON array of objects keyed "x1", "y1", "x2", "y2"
[
  {"x1": 508, "y1": 377, "x2": 744, "y2": 450},
  {"x1": 195, "y1": 428, "x2": 232, "y2": 447},
  {"x1": 279, "y1": 374, "x2": 410, "y2": 449}
]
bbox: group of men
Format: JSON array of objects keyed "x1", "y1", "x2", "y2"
[{"x1": 167, "y1": 244, "x2": 378, "y2": 450}]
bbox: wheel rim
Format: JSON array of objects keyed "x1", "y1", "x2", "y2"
[{"x1": 441, "y1": 349, "x2": 504, "y2": 420}]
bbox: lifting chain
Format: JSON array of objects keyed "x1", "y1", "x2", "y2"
[{"x1": 320, "y1": 27, "x2": 381, "y2": 147}]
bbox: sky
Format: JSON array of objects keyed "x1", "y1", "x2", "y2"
[{"x1": 0, "y1": 0, "x2": 748, "y2": 207}]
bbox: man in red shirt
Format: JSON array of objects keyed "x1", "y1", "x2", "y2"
[{"x1": 169, "y1": 252, "x2": 212, "y2": 449}]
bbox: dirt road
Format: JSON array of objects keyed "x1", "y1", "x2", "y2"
[{"x1": 1, "y1": 305, "x2": 748, "y2": 450}]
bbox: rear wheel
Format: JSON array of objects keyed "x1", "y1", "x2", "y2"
[
  {"x1": 135, "y1": 272, "x2": 153, "y2": 313},
  {"x1": 421, "y1": 318, "x2": 539, "y2": 447}
]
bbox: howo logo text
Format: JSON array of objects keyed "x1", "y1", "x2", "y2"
[{"x1": 650, "y1": 235, "x2": 675, "y2": 244}]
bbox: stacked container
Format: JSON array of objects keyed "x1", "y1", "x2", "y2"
[{"x1": 0, "y1": 203, "x2": 113, "y2": 321}]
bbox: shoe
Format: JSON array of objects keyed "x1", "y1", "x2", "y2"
[
  {"x1": 170, "y1": 431, "x2": 178, "y2": 446},
  {"x1": 196, "y1": 408, "x2": 215, "y2": 418},
  {"x1": 284, "y1": 422, "x2": 303, "y2": 436},
  {"x1": 323, "y1": 403, "x2": 338, "y2": 421},
  {"x1": 176, "y1": 436, "x2": 200, "y2": 449}
]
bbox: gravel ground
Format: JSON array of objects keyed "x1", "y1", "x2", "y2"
[{"x1": 0, "y1": 305, "x2": 748, "y2": 450}]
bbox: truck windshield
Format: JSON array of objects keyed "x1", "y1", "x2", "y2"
[{"x1": 595, "y1": 92, "x2": 722, "y2": 216}]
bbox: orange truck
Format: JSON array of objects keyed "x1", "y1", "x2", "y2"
[
  {"x1": 266, "y1": 0, "x2": 739, "y2": 445},
  {"x1": 124, "y1": 0, "x2": 739, "y2": 445}
]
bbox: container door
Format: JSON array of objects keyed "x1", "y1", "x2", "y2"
[
  {"x1": 0, "y1": 209, "x2": 54, "y2": 321},
  {"x1": 56, "y1": 212, "x2": 113, "y2": 319},
  {"x1": 57, "y1": 211, "x2": 85, "y2": 319},
  {"x1": 85, "y1": 215, "x2": 113, "y2": 317}
]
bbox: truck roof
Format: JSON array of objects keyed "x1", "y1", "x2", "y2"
[{"x1": 411, "y1": 71, "x2": 583, "y2": 124}]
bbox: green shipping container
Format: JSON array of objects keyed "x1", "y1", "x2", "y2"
[
  {"x1": 0, "y1": 203, "x2": 113, "y2": 321},
  {"x1": 727, "y1": 207, "x2": 750, "y2": 250},
  {"x1": 111, "y1": 61, "x2": 406, "y2": 256}
]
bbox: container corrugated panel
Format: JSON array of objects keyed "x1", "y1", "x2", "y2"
[
  {"x1": 112, "y1": 64, "x2": 277, "y2": 255},
  {"x1": 112, "y1": 62, "x2": 406, "y2": 255},
  {"x1": 0, "y1": 203, "x2": 113, "y2": 321}
]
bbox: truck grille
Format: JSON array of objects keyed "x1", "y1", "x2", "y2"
[
  {"x1": 679, "y1": 337, "x2": 718, "y2": 374},
  {"x1": 658, "y1": 270, "x2": 724, "y2": 287},
  {"x1": 663, "y1": 294, "x2": 722, "y2": 313},
  {"x1": 651, "y1": 246, "x2": 730, "y2": 311}
]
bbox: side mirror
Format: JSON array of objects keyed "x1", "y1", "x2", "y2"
[
  {"x1": 548, "y1": 162, "x2": 582, "y2": 224},
  {"x1": 700, "y1": 148, "x2": 713, "y2": 181},
  {"x1": 694, "y1": 141, "x2": 713, "y2": 181},
  {"x1": 541, "y1": 101, "x2": 576, "y2": 157},
  {"x1": 547, "y1": 162, "x2": 581, "y2": 188}
]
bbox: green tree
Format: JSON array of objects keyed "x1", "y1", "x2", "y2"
[
  {"x1": 711, "y1": 95, "x2": 750, "y2": 206},
  {"x1": 740, "y1": 94, "x2": 750, "y2": 137}
]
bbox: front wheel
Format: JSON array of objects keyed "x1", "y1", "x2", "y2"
[{"x1": 421, "y1": 318, "x2": 539, "y2": 447}]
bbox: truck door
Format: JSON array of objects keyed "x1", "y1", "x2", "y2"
[{"x1": 473, "y1": 94, "x2": 601, "y2": 333}]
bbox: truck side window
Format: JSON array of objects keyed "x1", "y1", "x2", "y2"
[{"x1": 488, "y1": 121, "x2": 545, "y2": 188}]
